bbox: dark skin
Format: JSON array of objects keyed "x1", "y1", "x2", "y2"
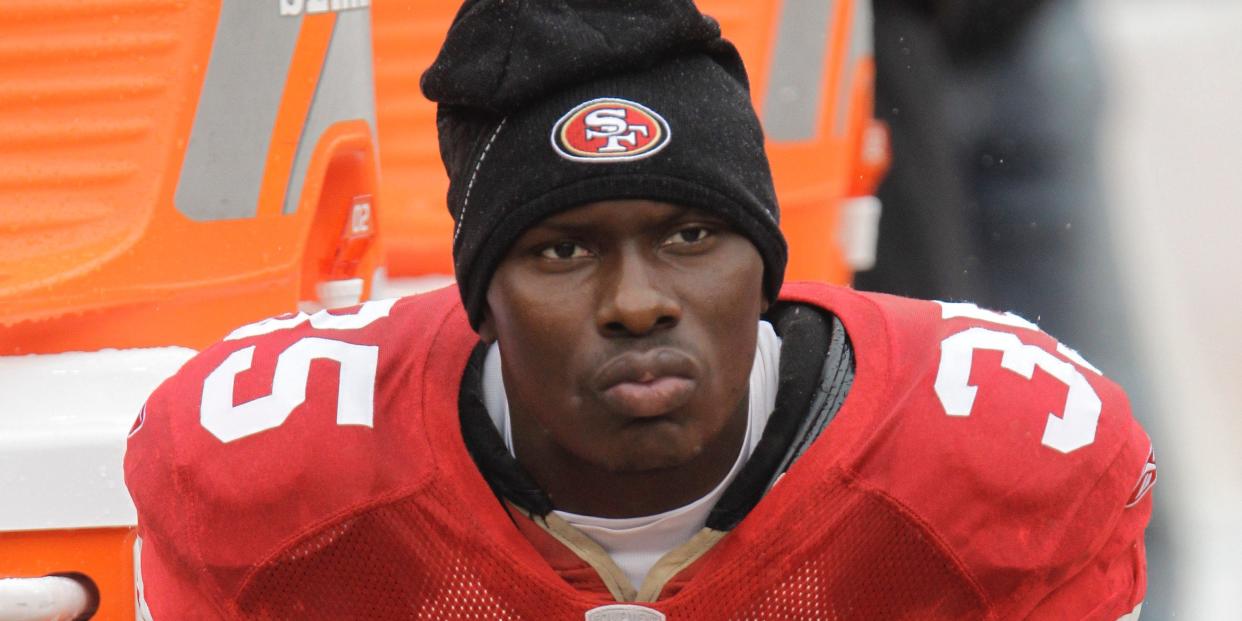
[{"x1": 479, "y1": 199, "x2": 768, "y2": 518}]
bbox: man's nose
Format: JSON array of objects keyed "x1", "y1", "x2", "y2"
[{"x1": 596, "y1": 248, "x2": 681, "y2": 337}]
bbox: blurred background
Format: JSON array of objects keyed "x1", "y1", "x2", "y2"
[
  {"x1": 1091, "y1": 0, "x2": 1242, "y2": 617},
  {"x1": 857, "y1": 0, "x2": 1240, "y2": 617}
]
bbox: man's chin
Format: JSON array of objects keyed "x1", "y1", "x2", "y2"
[
  {"x1": 597, "y1": 454, "x2": 689, "y2": 475},
  {"x1": 589, "y1": 436, "x2": 701, "y2": 474}
]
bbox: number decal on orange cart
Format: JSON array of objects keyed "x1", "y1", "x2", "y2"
[
  {"x1": 200, "y1": 299, "x2": 394, "y2": 443},
  {"x1": 932, "y1": 302, "x2": 1103, "y2": 454}
]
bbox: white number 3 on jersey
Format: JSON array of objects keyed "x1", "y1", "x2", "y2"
[{"x1": 933, "y1": 302, "x2": 1103, "y2": 454}]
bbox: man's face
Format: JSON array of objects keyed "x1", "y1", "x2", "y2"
[{"x1": 481, "y1": 199, "x2": 766, "y2": 474}]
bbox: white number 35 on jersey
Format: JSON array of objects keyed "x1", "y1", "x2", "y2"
[{"x1": 933, "y1": 302, "x2": 1104, "y2": 454}]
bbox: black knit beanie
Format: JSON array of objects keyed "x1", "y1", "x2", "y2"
[{"x1": 421, "y1": 0, "x2": 787, "y2": 328}]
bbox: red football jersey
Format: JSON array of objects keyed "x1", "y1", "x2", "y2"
[{"x1": 125, "y1": 282, "x2": 1152, "y2": 620}]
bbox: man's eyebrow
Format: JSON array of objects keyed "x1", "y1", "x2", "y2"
[{"x1": 522, "y1": 219, "x2": 591, "y2": 235}]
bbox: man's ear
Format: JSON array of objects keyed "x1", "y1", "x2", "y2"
[{"x1": 477, "y1": 307, "x2": 498, "y2": 343}]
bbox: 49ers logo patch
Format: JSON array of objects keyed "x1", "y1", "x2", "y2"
[{"x1": 552, "y1": 98, "x2": 671, "y2": 163}]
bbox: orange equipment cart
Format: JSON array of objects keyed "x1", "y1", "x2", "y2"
[{"x1": 1, "y1": 2, "x2": 382, "y2": 620}]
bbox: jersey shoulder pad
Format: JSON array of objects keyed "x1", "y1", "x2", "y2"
[
  {"x1": 838, "y1": 298, "x2": 1154, "y2": 614},
  {"x1": 124, "y1": 287, "x2": 472, "y2": 599}
]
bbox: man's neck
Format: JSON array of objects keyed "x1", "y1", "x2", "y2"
[{"x1": 509, "y1": 400, "x2": 750, "y2": 518}]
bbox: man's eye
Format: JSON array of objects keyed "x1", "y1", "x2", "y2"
[
  {"x1": 539, "y1": 242, "x2": 591, "y2": 260},
  {"x1": 663, "y1": 226, "x2": 712, "y2": 246}
]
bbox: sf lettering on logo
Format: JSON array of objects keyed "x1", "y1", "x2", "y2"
[
  {"x1": 552, "y1": 98, "x2": 669, "y2": 162},
  {"x1": 584, "y1": 107, "x2": 650, "y2": 153}
]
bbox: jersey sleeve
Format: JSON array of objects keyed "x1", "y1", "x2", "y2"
[
  {"x1": 123, "y1": 291, "x2": 461, "y2": 617},
  {"x1": 1023, "y1": 518, "x2": 1148, "y2": 620},
  {"x1": 845, "y1": 297, "x2": 1155, "y2": 619}
]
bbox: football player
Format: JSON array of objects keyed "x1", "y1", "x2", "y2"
[{"x1": 125, "y1": 1, "x2": 1153, "y2": 618}]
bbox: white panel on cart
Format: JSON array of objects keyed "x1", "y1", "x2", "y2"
[{"x1": 0, "y1": 348, "x2": 196, "y2": 532}]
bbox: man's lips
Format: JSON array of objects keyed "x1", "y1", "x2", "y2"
[
  {"x1": 594, "y1": 348, "x2": 698, "y2": 418},
  {"x1": 602, "y1": 376, "x2": 696, "y2": 419}
]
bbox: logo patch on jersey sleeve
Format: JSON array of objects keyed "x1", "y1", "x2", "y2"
[
  {"x1": 127, "y1": 404, "x2": 147, "y2": 438},
  {"x1": 1125, "y1": 446, "x2": 1157, "y2": 508},
  {"x1": 552, "y1": 98, "x2": 671, "y2": 163}
]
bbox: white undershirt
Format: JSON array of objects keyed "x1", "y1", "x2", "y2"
[{"x1": 482, "y1": 321, "x2": 782, "y2": 589}]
